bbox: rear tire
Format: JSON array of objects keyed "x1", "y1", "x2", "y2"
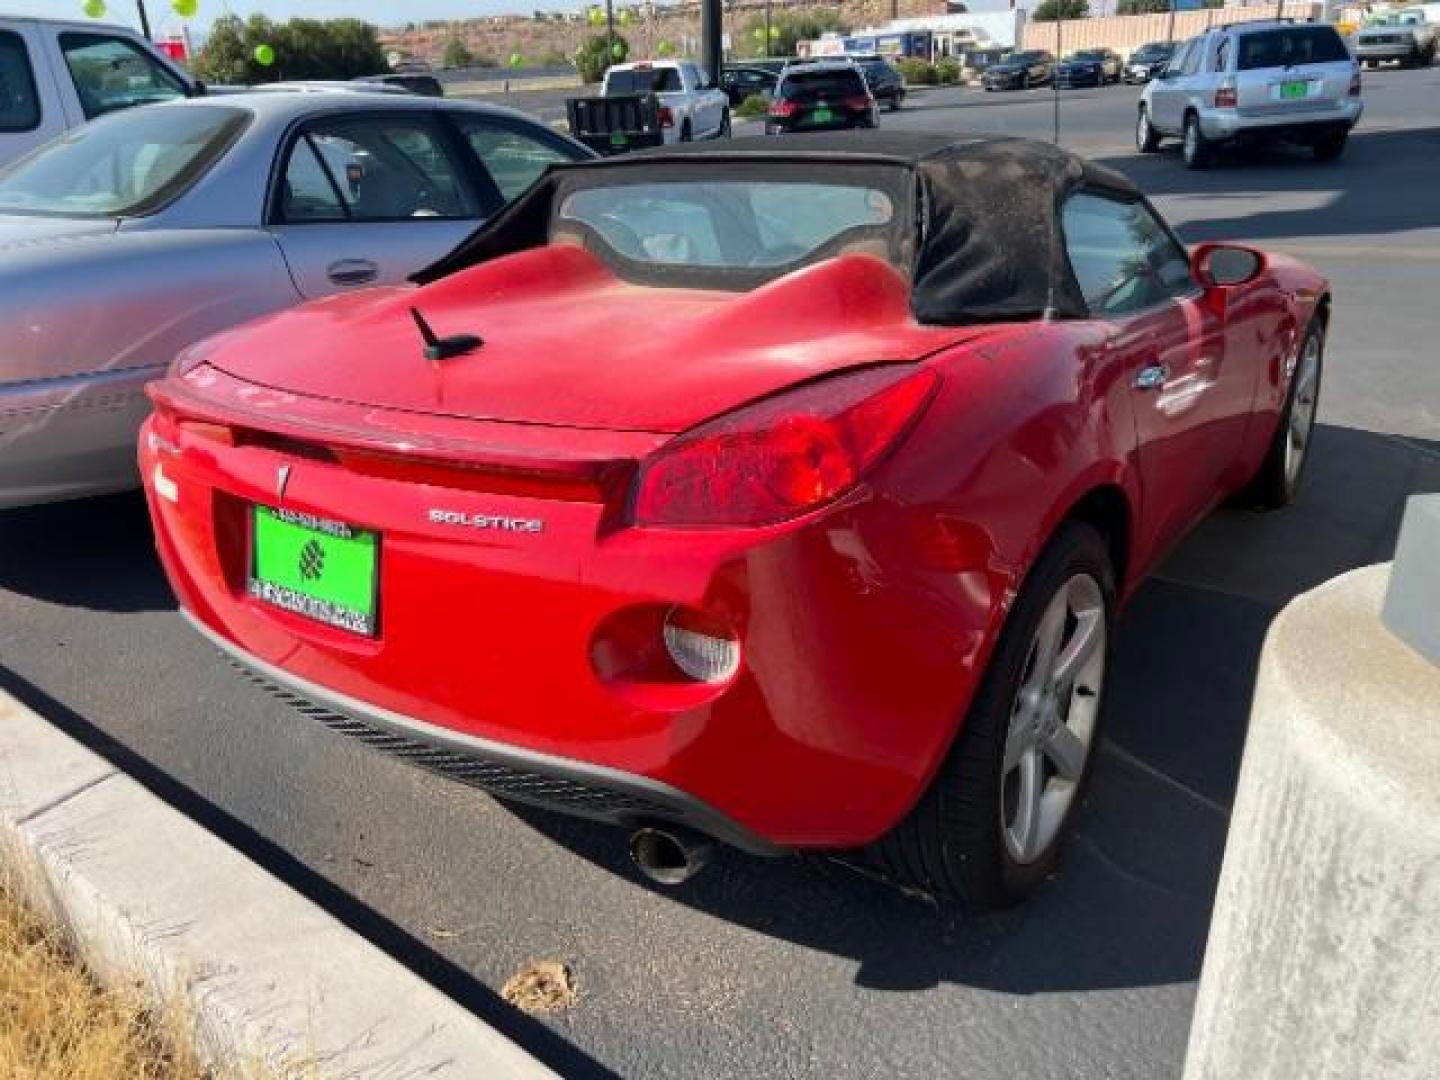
[
  {"x1": 1136, "y1": 105, "x2": 1162, "y2": 153},
  {"x1": 1243, "y1": 317, "x2": 1325, "y2": 510},
  {"x1": 1312, "y1": 130, "x2": 1347, "y2": 161},
  {"x1": 864, "y1": 522, "x2": 1115, "y2": 910},
  {"x1": 718, "y1": 110, "x2": 731, "y2": 139},
  {"x1": 1182, "y1": 112, "x2": 1212, "y2": 169},
  {"x1": 680, "y1": 120, "x2": 693, "y2": 142}
]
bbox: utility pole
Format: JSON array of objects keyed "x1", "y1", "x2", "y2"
[
  {"x1": 1166, "y1": 0, "x2": 1177, "y2": 44},
  {"x1": 606, "y1": 0, "x2": 615, "y2": 57},
  {"x1": 136, "y1": 0, "x2": 153, "y2": 40},
  {"x1": 764, "y1": 0, "x2": 771, "y2": 58},
  {"x1": 701, "y1": 0, "x2": 721, "y2": 84}
]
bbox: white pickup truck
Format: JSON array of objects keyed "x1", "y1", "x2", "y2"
[
  {"x1": 0, "y1": 14, "x2": 201, "y2": 168},
  {"x1": 602, "y1": 60, "x2": 730, "y2": 143}
]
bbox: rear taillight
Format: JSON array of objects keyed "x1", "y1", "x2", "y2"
[
  {"x1": 1214, "y1": 84, "x2": 1237, "y2": 108},
  {"x1": 1349, "y1": 71, "x2": 1362, "y2": 97},
  {"x1": 658, "y1": 105, "x2": 674, "y2": 128},
  {"x1": 768, "y1": 99, "x2": 798, "y2": 118},
  {"x1": 631, "y1": 366, "x2": 938, "y2": 528},
  {"x1": 844, "y1": 95, "x2": 872, "y2": 111}
]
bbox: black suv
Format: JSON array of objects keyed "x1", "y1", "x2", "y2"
[
  {"x1": 766, "y1": 63, "x2": 877, "y2": 134},
  {"x1": 851, "y1": 54, "x2": 906, "y2": 109}
]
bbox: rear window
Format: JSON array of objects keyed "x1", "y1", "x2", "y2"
[
  {"x1": 0, "y1": 104, "x2": 246, "y2": 217},
  {"x1": 607, "y1": 68, "x2": 682, "y2": 94},
  {"x1": 1237, "y1": 27, "x2": 1350, "y2": 69},
  {"x1": 1133, "y1": 43, "x2": 1173, "y2": 60},
  {"x1": 0, "y1": 31, "x2": 40, "y2": 133},
  {"x1": 555, "y1": 173, "x2": 902, "y2": 288},
  {"x1": 781, "y1": 69, "x2": 866, "y2": 100}
]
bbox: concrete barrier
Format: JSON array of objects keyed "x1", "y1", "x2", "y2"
[{"x1": 1182, "y1": 562, "x2": 1440, "y2": 1080}]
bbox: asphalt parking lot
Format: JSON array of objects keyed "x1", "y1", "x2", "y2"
[{"x1": 2, "y1": 70, "x2": 1437, "y2": 1079}]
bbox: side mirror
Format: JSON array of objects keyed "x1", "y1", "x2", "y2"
[
  {"x1": 1192, "y1": 244, "x2": 1264, "y2": 288},
  {"x1": 188, "y1": 79, "x2": 207, "y2": 97}
]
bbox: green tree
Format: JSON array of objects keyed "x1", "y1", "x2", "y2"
[
  {"x1": 1115, "y1": 0, "x2": 1169, "y2": 12},
  {"x1": 1031, "y1": 0, "x2": 1090, "y2": 20},
  {"x1": 737, "y1": 9, "x2": 847, "y2": 58},
  {"x1": 574, "y1": 33, "x2": 629, "y2": 83},
  {"x1": 192, "y1": 14, "x2": 386, "y2": 84},
  {"x1": 442, "y1": 37, "x2": 474, "y2": 68}
]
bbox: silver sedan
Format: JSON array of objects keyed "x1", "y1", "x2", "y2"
[{"x1": 0, "y1": 92, "x2": 593, "y2": 509}]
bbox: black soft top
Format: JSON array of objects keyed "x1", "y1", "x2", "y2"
[{"x1": 415, "y1": 133, "x2": 1142, "y2": 324}]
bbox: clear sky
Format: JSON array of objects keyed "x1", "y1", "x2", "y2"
[{"x1": 4, "y1": 0, "x2": 581, "y2": 35}]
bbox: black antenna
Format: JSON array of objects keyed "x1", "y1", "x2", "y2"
[{"x1": 410, "y1": 307, "x2": 482, "y2": 362}]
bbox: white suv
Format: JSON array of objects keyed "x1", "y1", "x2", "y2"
[{"x1": 1137, "y1": 20, "x2": 1362, "y2": 168}]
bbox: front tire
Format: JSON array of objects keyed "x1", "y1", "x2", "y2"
[
  {"x1": 1244, "y1": 318, "x2": 1325, "y2": 509},
  {"x1": 680, "y1": 120, "x2": 693, "y2": 142},
  {"x1": 865, "y1": 522, "x2": 1115, "y2": 909},
  {"x1": 717, "y1": 110, "x2": 731, "y2": 139},
  {"x1": 1136, "y1": 105, "x2": 1162, "y2": 153}
]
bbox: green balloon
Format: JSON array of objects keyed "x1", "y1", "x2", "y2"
[
  {"x1": 508, "y1": 52, "x2": 523, "y2": 68},
  {"x1": 253, "y1": 43, "x2": 275, "y2": 66},
  {"x1": 81, "y1": 0, "x2": 106, "y2": 18},
  {"x1": 610, "y1": 40, "x2": 625, "y2": 59},
  {"x1": 171, "y1": 0, "x2": 197, "y2": 17}
]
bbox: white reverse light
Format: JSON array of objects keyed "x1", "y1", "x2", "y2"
[
  {"x1": 152, "y1": 462, "x2": 179, "y2": 504},
  {"x1": 662, "y1": 608, "x2": 741, "y2": 684}
]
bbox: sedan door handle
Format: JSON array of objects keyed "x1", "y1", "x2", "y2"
[
  {"x1": 326, "y1": 258, "x2": 379, "y2": 287},
  {"x1": 1134, "y1": 364, "x2": 1169, "y2": 391}
]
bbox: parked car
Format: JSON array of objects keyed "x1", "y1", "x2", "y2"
[
  {"x1": 141, "y1": 133, "x2": 1330, "y2": 909},
  {"x1": 354, "y1": 72, "x2": 445, "y2": 97},
  {"x1": 981, "y1": 50, "x2": 1055, "y2": 91},
  {"x1": 766, "y1": 61, "x2": 877, "y2": 133},
  {"x1": 850, "y1": 54, "x2": 907, "y2": 109},
  {"x1": 1123, "y1": 41, "x2": 1177, "y2": 84},
  {"x1": 1351, "y1": 7, "x2": 1437, "y2": 68},
  {"x1": 0, "y1": 14, "x2": 201, "y2": 169},
  {"x1": 1137, "y1": 20, "x2": 1362, "y2": 167},
  {"x1": 0, "y1": 93, "x2": 592, "y2": 509},
  {"x1": 1056, "y1": 48, "x2": 1122, "y2": 87},
  {"x1": 719, "y1": 64, "x2": 779, "y2": 106}
]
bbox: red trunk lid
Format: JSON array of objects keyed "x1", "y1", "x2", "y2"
[{"x1": 198, "y1": 247, "x2": 973, "y2": 435}]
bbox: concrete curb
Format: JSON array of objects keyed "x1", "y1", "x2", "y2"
[
  {"x1": 0, "y1": 689, "x2": 557, "y2": 1079},
  {"x1": 1182, "y1": 564, "x2": 1440, "y2": 1080}
]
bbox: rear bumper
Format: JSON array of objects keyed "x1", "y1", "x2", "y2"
[
  {"x1": 1353, "y1": 42, "x2": 1419, "y2": 60},
  {"x1": 1201, "y1": 100, "x2": 1362, "y2": 141},
  {"x1": 186, "y1": 610, "x2": 785, "y2": 855}
]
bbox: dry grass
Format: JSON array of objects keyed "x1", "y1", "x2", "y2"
[{"x1": 0, "y1": 885, "x2": 205, "y2": 1080}]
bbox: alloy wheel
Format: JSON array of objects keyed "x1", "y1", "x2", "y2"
[
  {"x1": 1000, "y1": 573, "x2": 1106, "y2": 864},
  {"x1": 1283, "y1": 331, "x2": 1322, "y2": 487}
]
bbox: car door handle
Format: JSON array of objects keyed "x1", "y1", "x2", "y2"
[
  {"x1": 326, "y1": 259, "x2": 379, "y2": 287},
  {"x1": 1134, "y1": 364, "x2": 1169, "y2": 391}
]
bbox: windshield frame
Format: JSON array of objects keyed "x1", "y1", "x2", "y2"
[
  {"x1": 0, "y1": 104, "x2": 252, "y2": 220},
  {"x1": 548, "y1": 161, "x2": 915, "y2": 293}
]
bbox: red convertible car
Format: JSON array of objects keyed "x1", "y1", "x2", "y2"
[{"x1": 141, "y1": 135, "x2": 1327, "y2": 908}]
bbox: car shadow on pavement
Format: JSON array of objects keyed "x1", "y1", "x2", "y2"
[
  {"x1": 0, "y1": 492, "x2": 175, "y2": 614},
  {"x1": 505, "y1": 423, "x2": 1439, "y2": 996},
  {"x1": 1096, "y1": 126, "x2": 1440, "y2": 243}
]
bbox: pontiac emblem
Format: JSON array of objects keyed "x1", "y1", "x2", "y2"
[{"x1": 276, "y1": 464, "x2": 292, "y2": 502}]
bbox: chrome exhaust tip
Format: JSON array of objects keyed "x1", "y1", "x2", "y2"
[{"x1": 628, "y1": 826, "x2": 714, "y2": 886}]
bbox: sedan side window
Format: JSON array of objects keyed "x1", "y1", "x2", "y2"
[
  {"x1": 59, "y1": 33, "x2": 186, "y2": 119},
  {"x1": 276, "y1": 116, "x2": 479, "y2": 224},
  {"x1": 1062, "y1": 193, "x2": 1196, "y2": 317},
  {"x1": 452, "y1": 117, "x2": 573, "y2": 202},
  {"x1": 0, "y1": 31, "x2": 39, "y2": 132}
]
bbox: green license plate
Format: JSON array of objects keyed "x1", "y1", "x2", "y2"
[
  {"x1": 248, "y1": 506, "x2": 379, "y2": 636},
  {"x1": 609, "y1": 131, "x2": 629, "y2": 147},
  {"x1": 811, "y1": 107, "x2": 834, "y2": 122},
  {"x1": 1280, "y1": 79, "x2": 1309, "y2": 100}
]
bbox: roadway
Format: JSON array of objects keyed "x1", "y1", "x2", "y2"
[{"x1": 1, "y1": 67, "x2": 1436, "y2": 1079}]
